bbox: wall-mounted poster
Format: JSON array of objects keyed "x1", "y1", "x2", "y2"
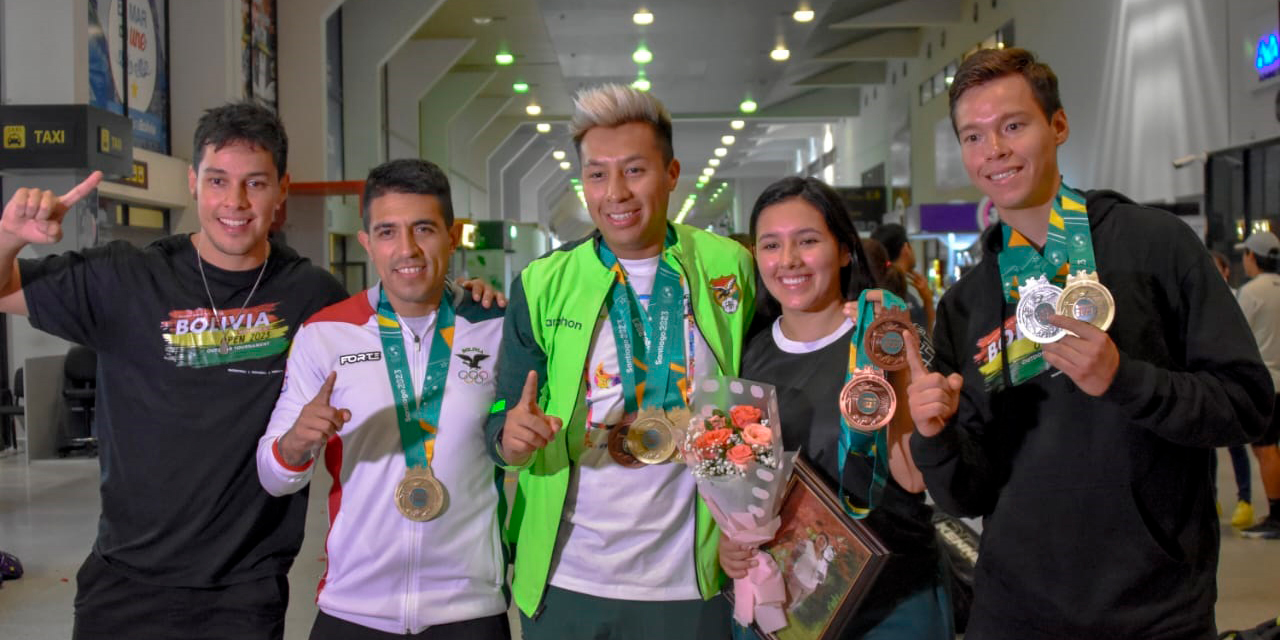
[
  {"x1": 242, "y1": 0, "x2": 278, "y2": 111},
  {"x1": 88, "y1": 0, "x2": 170, "y2": 154}
]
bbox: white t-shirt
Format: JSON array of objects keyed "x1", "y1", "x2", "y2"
[
  {"x1": 547, "y1": 255, "x2": 715, "y2": 601},
  {"x1": 1238, "y1": 272, "x2": 1280, "y2": 390}
]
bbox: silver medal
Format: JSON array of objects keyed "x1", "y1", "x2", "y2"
[{"x1": 1015, "y1": 276, "x2": 1066, "y2": 344}]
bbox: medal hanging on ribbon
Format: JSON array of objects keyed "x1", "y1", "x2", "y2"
[
  {"x1": 598, "y1": 230, "x2": 689, "y2": 467},
  {"x1": 998, "y1": 183, "x2": 1114, "y2": 383},
  {"x1": 376, "y1": 287, "x2": 453, "y2": 522},
  {"x1": 837, "y1": 289, "x2": 908, "y2": 520}
]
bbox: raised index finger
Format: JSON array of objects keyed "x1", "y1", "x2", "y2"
[
  {"x1": 903, "y1": 329, "x2": 929, "y2": 380},
  {"x1": 60, "y1": 171, "x2": 103, "y2": 207},
  {"x1": 312, "y1": 371, "x2": 338, "y2": 405},
  {"x1": 519, "y1": 370, "x2": 540, "y2": 408}
]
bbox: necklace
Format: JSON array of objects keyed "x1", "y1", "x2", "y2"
[{"x1": 195, "y1": 234, "x2": 269, "y2": 355}]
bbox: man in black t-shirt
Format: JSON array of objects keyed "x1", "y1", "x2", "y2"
[{"x1": 0, "y1": 103, "x2": 349, "y2": 640}]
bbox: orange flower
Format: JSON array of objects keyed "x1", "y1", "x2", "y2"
[
  {"x1": 742, "y1": 423, "x2": 772, "y2": 446},
  {"x1": 726, "y1": 444, "x2": 755, "y2": 467},
  {"x1": 695, "y1": 428, "x2": 733, "y2": 449},
  {"x1": 729, "y1": 405, "x2": 764, "y2": 428}
]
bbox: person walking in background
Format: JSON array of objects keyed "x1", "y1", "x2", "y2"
[
  {"x1": 1234, "y1": 233, "x2": 1280, "y2": 540},
  {"x1": 1211, "y1": 249, "x2": 1257, "y2": 529},
  {"x1": 871, "y1": 224, "x2": 934, "y2": 334}
]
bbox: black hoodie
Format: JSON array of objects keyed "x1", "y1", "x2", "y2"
[{"x1": 910, "y1": 191, "x2": 1273, "y2": 639}]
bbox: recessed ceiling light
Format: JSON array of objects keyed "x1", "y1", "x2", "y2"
[
  {"x1": 793, "y1": 4, "x2": 815, "y2": 22},
  {"x1": 536, "y1": 122, "x2": 551, "y2": 133},
  {"x1": 730, "y1": 120, "x2": 745, "y2": 130},
  {"x1": 770, "y1": 46, "x2": 790, "y2": 61},
  {"x1": 513, "y1": 82, "x2": 529, "y2": 93},
  {"x1": 552, "y1": 150, "x2": 566, "y2": 160},
  {"x1": 526, "y1": 103, "x2": 542, "y2": 116},
  {"x1": 633, "y1": 8, "x2": 654, "y2": 25},
  {"x1": 632, "y1": 43, "x2": 653, "y2": 65},
  {"x1": 721, "y1": 135, "x2": 736, "y2": 145},
  {"x1": 714, "y1": 147, "x2": 728, "y2": 157},
  {"x1": 709, "y1": 158, "x2": 721, "y2": 167},
  {"x1": 495, "y1": 51, "x2": 514, "y2": 65},
  {"x1": 739, "y1": 99, "x2": 758, "y2": 114},
  {"x1": 473, "y1": 16, "x2": 494, "y2": 25},
  {"x1": 702, "y1": 167, "x2": 715, "y2": 176},
  {"x1": 559, "y1": 161, "x2": 571, "y2": 170}
]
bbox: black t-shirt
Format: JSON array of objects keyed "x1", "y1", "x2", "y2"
[
  {"x1": 742, "y1": 321, "x2": 939, "y2": 619},
  {"x1": 21, "y1": 235, "x2": 348, "y2": 587}
]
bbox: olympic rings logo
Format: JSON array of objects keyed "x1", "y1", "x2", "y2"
[{"x1": 457, "y1": 369, "x2": 489, "y2": 384}]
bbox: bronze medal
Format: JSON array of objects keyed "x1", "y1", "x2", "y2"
[
  {"x1": 607, "y1": 424, "x2": 645, "y2": 468},
  {"x1": 1057, "y1": 271, "x2": 1115, "y2": 332},
  {"x1": 395, "y1": 467, "x2": 448, "y2": 522},
  {"x1": 839, "y1": 367, "x2": 895, "y2": 432},
  {"x1": 864, "y1": 308, "x2": 912, "y2": 371}
]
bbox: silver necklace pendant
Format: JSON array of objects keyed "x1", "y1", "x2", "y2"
[{"x1": 195, "y1": 235, "x2": 269, "y2": 354}]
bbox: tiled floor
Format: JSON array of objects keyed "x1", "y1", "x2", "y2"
[{"x1": 1, "y1": 449, "x2": 1277, "y2": 639}]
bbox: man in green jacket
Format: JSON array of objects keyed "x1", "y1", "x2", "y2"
[{"x1": 485, "y1": 84, "x2": 754, "y2": 639}]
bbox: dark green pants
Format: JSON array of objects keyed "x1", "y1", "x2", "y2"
[{"x1": 520, "y1": 586, "x2": 731, "y2": 640}]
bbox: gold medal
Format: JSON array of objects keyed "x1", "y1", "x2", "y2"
[
  {"x1": 626, "y1": 407, "x2": 677, "y2": 464},
  {"x1": 839, "y1": 367, "x2": 896, "y2": 432},
  {"x1": 395, "y1": 467, "x2": 448, "y2": 522},
  {"x1": 609, "y1": 407, "x2": 681, "y2": 466},
  {"x1": 864, "y1": 307, "x2": 912, "y2": 371},
  {"x1": 1015, "y1": 275, "x2": 1066, "y2": 344},
  {"x1": 1057, "y1": 271, "x2": 1115, "y2": 332}
]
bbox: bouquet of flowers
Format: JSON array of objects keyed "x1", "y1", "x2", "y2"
[{"x1": 683, "y1": 377, "x2": 795, "y2": 634}]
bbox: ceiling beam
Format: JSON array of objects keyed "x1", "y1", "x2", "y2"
[
  {"x1": 816, "y1": 30, "x2": 922, "y2": 61},
  {"x1": 794, "y1": 63, "x2": 887, "y2": 87},
  {"x1": 830, "y1": 0, "x2": 964, "y2": 28}
]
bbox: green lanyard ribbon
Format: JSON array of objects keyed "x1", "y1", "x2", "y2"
[
  {"x1": 991, "y1": 183, "x2": 1094, "y2": 387},
  {"x1": 597, "y1": 228, "x2": 688, "y2": 413},
  {"x1": 376, "y1": 287, "x2": 455, "y2": 470},
  {"x1": 997, "y1": 182, "x2": 1094, "y2": 303},
  {"x1": 838, "y1": 289, "x2": 907, "y2": 520}
]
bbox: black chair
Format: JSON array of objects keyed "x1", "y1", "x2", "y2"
[
  {"x1": 60, "y1": 346, "x2": 97, "y2": 457},
  {"x1": 0, "y1": 368, "x2": 22, "y2": 452}
]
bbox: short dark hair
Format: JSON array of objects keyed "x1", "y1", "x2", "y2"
[
  {"x1": 1250, "y1": 248, "x2": 1280, "y2": 274},
  {"x1": 871, "y1": 223, "x2": 909, "y2": 262},
  {"x1": 192, "y1": 102, "x2": 288, "y2": 178},
  {"x1": 948, "y1": 47, "x2": 1062, "y2": 135},
  {"x1": 362, "y1": 158, "x2": 454, "y2": 230},
  {"x1": 748, "y1": 176, "x2": 876, "y2": 319}
]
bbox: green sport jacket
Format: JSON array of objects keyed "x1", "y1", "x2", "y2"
[{"x1": 485, "y1": 223, "x2": 755, "y2": 617}]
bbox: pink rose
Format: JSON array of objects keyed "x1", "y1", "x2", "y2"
[
  {"x1": 695, "y1": 428, "x2": 733, "y2": 450},
  {"x1": 742, "y1": 423, "x2": 772, "y2": 446},
  {"x1": 707, "y1": 414, "x2": 727, "y2": 430},
  {"x1": 729, "y1": 405, "x2": 764, "y2": 428},
  {"x1": 726, "y1": 444, "x2": 755, "y2": 467}
]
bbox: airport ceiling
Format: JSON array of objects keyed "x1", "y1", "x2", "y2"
[{"x1": 404, "y1": 0, "x2": 970, "y2": 236}]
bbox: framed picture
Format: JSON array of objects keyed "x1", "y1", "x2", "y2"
[{"x1": 737, "y1": 455, "x2": 891, "y2": 640}]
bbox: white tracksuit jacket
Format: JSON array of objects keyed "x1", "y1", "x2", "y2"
[{"x1": 257, "y1": 284, "x2": 506, "y2": 634}]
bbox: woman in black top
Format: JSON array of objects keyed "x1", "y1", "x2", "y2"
[{"x1": 721, "y1": 177, "x2": 952, "y2": 639}]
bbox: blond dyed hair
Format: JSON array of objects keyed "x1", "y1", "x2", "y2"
[{"x1": 570, "y1": 83, "x2": 675, "y2": 163}]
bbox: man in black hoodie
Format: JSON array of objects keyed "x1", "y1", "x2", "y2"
[{"x1": 903, "y1": 48, "x2": 1273, "y2": 639}]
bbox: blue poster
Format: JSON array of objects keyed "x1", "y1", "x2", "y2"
[{"x1": 89, "y1": 0, "x2": 170, "y2": 154}]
